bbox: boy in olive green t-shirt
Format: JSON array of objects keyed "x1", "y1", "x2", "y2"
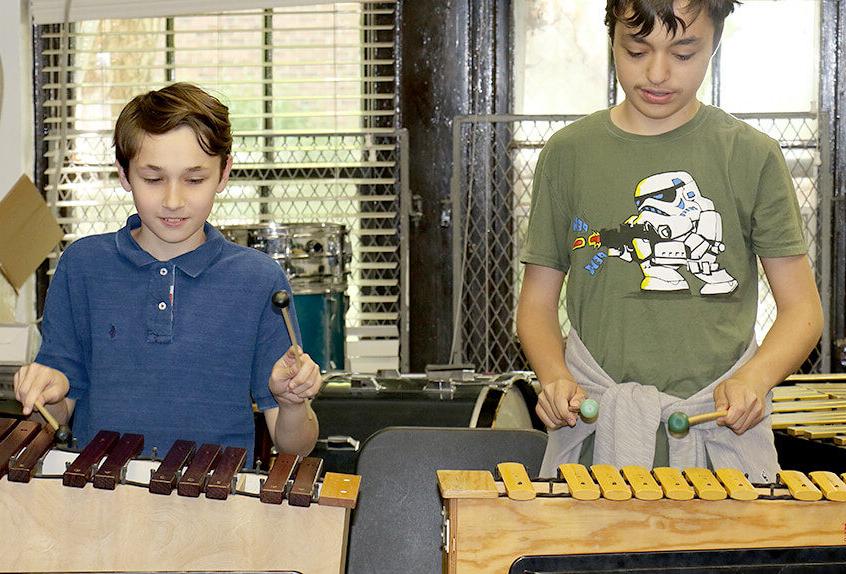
[{"x1": 517, "y1": 0, "x2": 823, "y2": 476}]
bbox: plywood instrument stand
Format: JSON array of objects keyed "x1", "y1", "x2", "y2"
[{"x1": 0, "y1": 417, "x2": 360, "y2": 574}]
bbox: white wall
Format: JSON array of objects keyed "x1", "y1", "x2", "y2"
[{"x1": 0, "y1": 0, "x2": 36, "y2": 327}]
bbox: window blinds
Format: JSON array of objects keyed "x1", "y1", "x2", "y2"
[
  {"x1": 31, "y1": 0, "x2": 380, "y2": 24},
  {"x1": 35, "y1": 1, "x2": 406, "y2": 369}
]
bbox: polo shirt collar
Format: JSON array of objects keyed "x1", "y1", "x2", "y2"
[{"x1": 115, "y1": 214, "x2": 224, "y2": 277}]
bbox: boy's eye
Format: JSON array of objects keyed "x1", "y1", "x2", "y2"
[
  {"x1": 675, "y1": 53, "x2": 694, "y2": 61},
  {"x1": 187, "y1": 178, "x2": 206, "y2": 185},
  {"x1": 143, "y1": 178, "x2": 162, "y2": 184},
  {"x1": 626, "y1": 50, "x2": 644, "y2": 59}
]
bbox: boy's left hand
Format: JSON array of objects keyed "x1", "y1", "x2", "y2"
[
  {"x1": 713, "y1": 377, "x2": 769, "y2": 435},
  {"x1": 269, "y1": 346, "x2": 322, "y2": 406}
]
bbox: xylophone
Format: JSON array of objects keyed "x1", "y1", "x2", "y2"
[
  {"x1": 0, "y1": 417, "x2": 360, "y2": 574},
  {"x1": 438, "y1": 462, "x2": 846, "y2": 574},
  {"x1": 773, "y1": 373, "x2": 846, "y2": 473}
]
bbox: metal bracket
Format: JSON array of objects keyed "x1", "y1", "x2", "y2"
[
  {"x1": 440, "y1": 197, "x2": 452, "y2": 228},
  {"x1": 836, "y1": 338, "x2": 846, "y2": 368},
  {"x1": 441, "y1": 507, "x2": 451, "y2": 553},
  {"x1": 318, "y1": 435, "x2": 361, "y2": 452},
  {"x1": 410, "y1": 194, "x2": 424, "y2": 226}
]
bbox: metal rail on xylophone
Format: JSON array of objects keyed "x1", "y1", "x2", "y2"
[
  {"x1": 0, "y1": 417, "x2": 360, "y2": 574},
  {"x1": 438, "y1": 462, "x2": 846, "y2": 574}
]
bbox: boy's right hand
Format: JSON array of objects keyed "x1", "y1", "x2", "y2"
[
  {"x1": 536, "y1": 377, "x2": 587, "y2": 429},
  {"x1": 13, "y1": 363, "x2": 69, "y2": 416}
]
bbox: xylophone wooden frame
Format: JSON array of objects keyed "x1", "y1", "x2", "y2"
[{"x1": 439, "y1": 467, "x2": 846, "y2": 574}]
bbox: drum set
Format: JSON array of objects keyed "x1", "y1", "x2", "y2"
[{"x1": 220, "y1": 222, "x2": 349, "y2": 371}]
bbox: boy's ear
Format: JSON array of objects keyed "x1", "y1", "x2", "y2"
[
  {"x1": 116, "y1": 161, "x2": 132, "y2": 192},
  {"x1": 216, "y1": 155, "x2": 234, "y2": 194}
]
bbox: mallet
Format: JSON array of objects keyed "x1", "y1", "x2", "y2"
[
  {"x1": 33, "y1": 402, "x2": 71, "y2": 444},
  {"x1": 579, "y1": 398, "x2": 599, "y2": 421},
  {"x1": 667, "y1": 409, "x2": 728, "y2": 436},
  {"x1": 271, "y1": 290, "x2": 302, "y2": 370}
]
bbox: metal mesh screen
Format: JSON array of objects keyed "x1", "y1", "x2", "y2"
[{"x1": 451, "y1": 113, "x2": 830, "y2": 375}]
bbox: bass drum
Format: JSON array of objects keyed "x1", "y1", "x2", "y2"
[{"x1": 470, "y1": 377, "x2": 545, "y2": 430}]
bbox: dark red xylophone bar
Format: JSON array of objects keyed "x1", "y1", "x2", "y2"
[
  {"x1": 149, "y1": 439, "x2": 196, "y2": 495},
  {"x1": 93, "y1": 433, "x2": 144, "y2": 490},
  {"x1": 8, "y1": 426, "x2": 55, "y2": 483},
  {"x1": 259, "y1": 453, "x2": 298, "y2": 505},
  {"x1": 206, "y1": 446, "x2": 247, "y2": 500},
  {"x1": 63, "y1": 430, "x2": 119, "y2": 488},
  {"x1": 0, "y1": 421, "x2": 41, "y2": 478},
  {"x1": 0, "y1": 418, "x2": 17, "y2": 441},
  {"x1": 177, "y1": 443, "x2": 221, "y2": 498},
  {"x1": 288, "y1": 456, "x2": 323, "y2": 507}
]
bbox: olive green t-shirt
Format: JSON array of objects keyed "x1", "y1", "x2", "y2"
[{"x1": 522, "y1": 105, "x2": 807, "y2": 399}]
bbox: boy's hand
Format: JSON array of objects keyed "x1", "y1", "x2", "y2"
[
  {"x1": 536, "y1": 377, "x2": 587, "y2": 429},
  {"x1": 14, "y1": 363, "x2": 70, "y2": 416},
  {"x1": 269, "y1": 346, "x2": 322, "y2": 407},
  {"x1": 713, "y1": 377, "x2": 768, "y2": 435}
]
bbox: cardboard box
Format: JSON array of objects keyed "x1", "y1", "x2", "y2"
[
  {"x1": 0, "y1": 323, "x2": 31, "y2": 363},
  {"x1": 0, "y1": 175, "x2": 63, "y2": 290}
]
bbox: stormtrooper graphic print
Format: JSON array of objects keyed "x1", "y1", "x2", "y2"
[{"x1": 574, "y1": 171, "x2": 738, "y2": 295}]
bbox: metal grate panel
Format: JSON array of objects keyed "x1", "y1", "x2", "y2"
[{"x1": 35, "y1": 2, "x2": 408, "y2": 370}]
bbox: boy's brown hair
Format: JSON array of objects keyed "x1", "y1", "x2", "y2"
[
  {"x1": 114, "y1": 82, "x2": 232, "y2": 173},
  {"x1": 606, "y1": 0, "x2": 740, "y2": 51}
]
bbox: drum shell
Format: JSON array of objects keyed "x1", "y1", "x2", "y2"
[
  {"x1": 294, "y1": 291, "x2": 346, "y2": 372},
  {"x1": 469, "y1": 378, "x2": 542, "y2": 430},
  {"x1": 219, "y1": 222, "x2": 350, "y2": 291},
  {"x1": 219, "y1": 223, "x2": 289, "y2": 261},
  {"x1": 286, "y1": 223, "x2": 349, "y2": 290}
]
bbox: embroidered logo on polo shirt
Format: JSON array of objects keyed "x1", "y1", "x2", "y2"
[{"x1": 109, "y1": 325, "x2": 117, "y2": 339}]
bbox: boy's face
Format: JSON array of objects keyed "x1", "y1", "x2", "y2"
[
  {"x1": 117, "y1": 125, "x2": 232, "y2": 261},
  {"x1": 611, "y1": 2, "x2": 715, "y2": 135}
]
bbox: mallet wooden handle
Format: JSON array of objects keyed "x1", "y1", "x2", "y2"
[
  {"x1": 271, "y1": 290, "x2": 302, "y2": 370},
  {"x1": 33, "y1": 402, "x2": 71, "y2": 442},
  {"x1": 668, "y1": 409, "x2": 729, "y2": 435},
  {"x1": 34, "y1": 402, "x2": 60, "y2": 431},
  {"x1": 687, "y1": 410, "x2": 728, "y2": 427},
  {"x1": 281, "y1": 311, "x2": 303, "y2": 370}
]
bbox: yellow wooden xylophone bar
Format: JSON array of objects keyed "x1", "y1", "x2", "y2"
[{"x1": 438, "y1": 462, "x2": 846, "y2": 574}]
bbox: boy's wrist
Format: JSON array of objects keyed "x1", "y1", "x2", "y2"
[
  {"x1": 729, "y1": 365, "x2": 777, "y2": 395},
  {"x1": 540, "y1": 375, "x2": 575, "y2": 389},
  {"x1": 276, "y1": 398, "x2": 310, "y2": 412}
]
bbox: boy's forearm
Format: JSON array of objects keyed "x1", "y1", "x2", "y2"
[
  {"x1": 733, "y1": 299, "x2": 823, "y2": 393},
  {"x1": 273, "y1": 402, "x2": 319, "y2": 456},
  {"x1": 517, "y1": 300, "x2": 575, "y2": 386}
]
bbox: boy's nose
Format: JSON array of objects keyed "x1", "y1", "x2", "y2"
[
  {"x1": 162, "y1": 183, "x2": 186, "y2": 209},
  {"x1": 646, "y1": 54, "x2": 670, "y2": 85}
]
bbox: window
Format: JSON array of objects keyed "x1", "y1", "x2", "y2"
[
  {"x1": 36, "y1": 1, "x2": 405, "y2": 369},
  {"x1": 451, "y1": 0, "x2": 828, "y2": 372}
]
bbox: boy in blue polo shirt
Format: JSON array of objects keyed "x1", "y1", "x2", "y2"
[
  {"x1": 14, "y1": 83, "x2": 321, "y2": 461},
  {"x1": 517, "y1": 0, "x2": 823, "y2": 478}
]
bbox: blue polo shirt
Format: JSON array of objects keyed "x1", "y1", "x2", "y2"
[{"x1": 36, "y1": 214, "x2": 298, "y2": 464}]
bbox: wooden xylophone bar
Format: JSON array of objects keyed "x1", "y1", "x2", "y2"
[
  {"x1": 772, "y1": 374, "x2": 846, "y2": 473},
  {"x1": 438, "y1": 462, "x2": 846, "y2": 574},
  {"x1": 0, "y1": 417, "x2": 361, "y2": 574}
]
